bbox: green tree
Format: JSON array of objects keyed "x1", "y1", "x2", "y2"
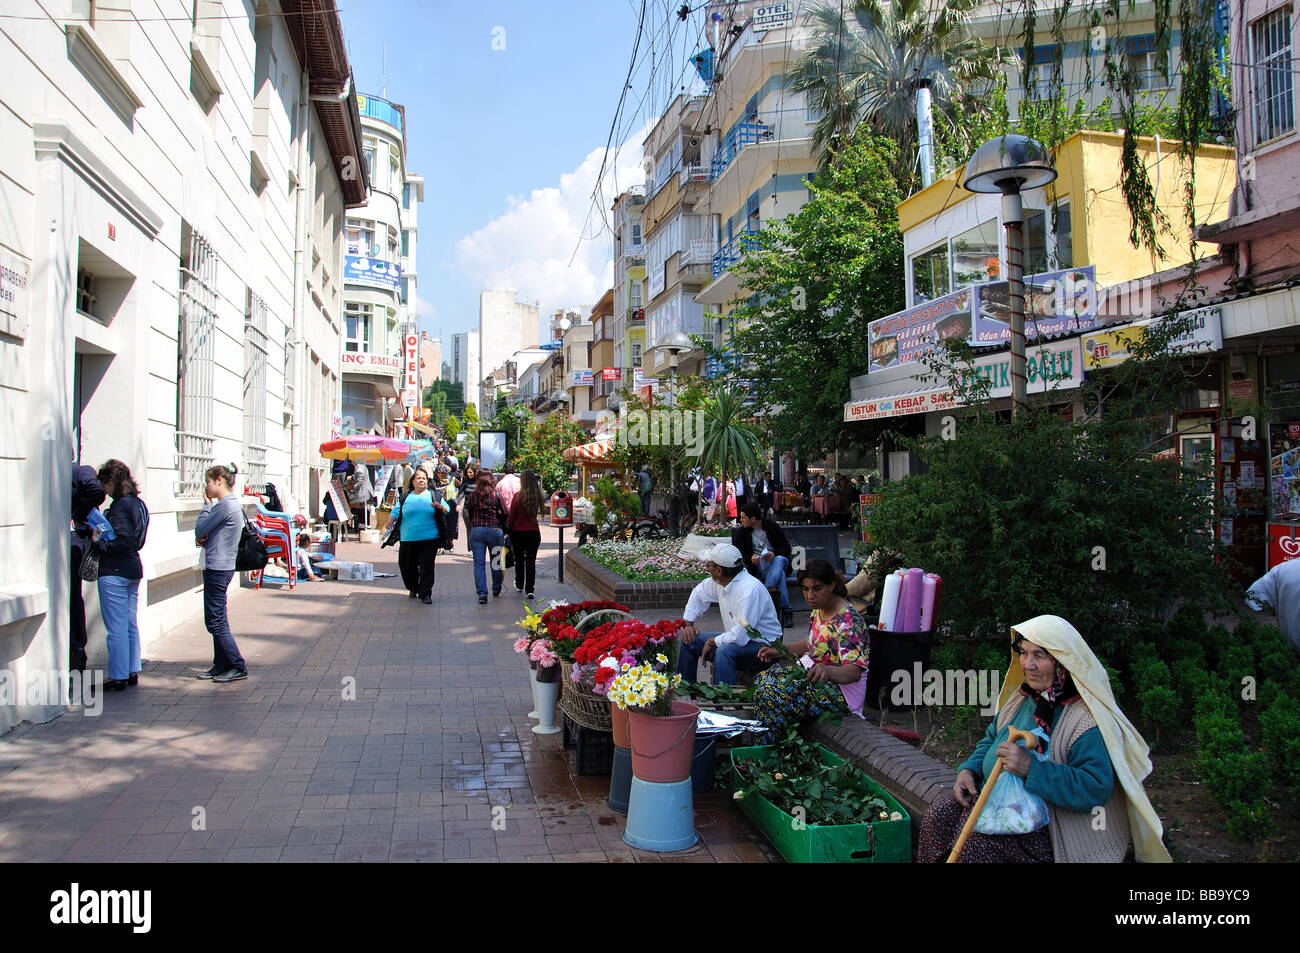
[
  {"x1": 422, "y1": 380, "x2": 465, "y2": 425},
  {"x1": 787, "y1": 0, "x2": 1008, "y2": 182},
  {"x1": 725, "y1": 133, "x2": 904, "y2": 459},
  {"x1": 443, "y1": 414, "x2": 462, "y2": 441},
  {"x1": 693, "y1": 386, "x2": 764, "y2": 520},
  {"x1": 514, "y1": 413, "x2": 588, "y2": 494}
]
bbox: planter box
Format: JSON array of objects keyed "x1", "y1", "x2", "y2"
[{"x1": 730, "y1": 744, "x2": 911, "y2": 864}]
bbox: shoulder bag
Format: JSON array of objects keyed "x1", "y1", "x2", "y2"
[
  {"x1": 79, "y1": 546, "x2": 100, "y2": 582},
  {"x1": 235, "y1": 505, "x2": 269, "y2": 572},
  {"x1": 381, "y1": 491, "x2": 408, "y2": 549}
]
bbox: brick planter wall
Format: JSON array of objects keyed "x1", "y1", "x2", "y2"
[{"x1": 564, "y1": 547, "x2": 698, "y2": 610}]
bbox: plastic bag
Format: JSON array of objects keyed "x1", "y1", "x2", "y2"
[{"x1": 974, "y1": 731, "x2": 1050, "y2": 835}]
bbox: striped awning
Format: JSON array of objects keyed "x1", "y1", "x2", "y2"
[{"x1": 562, "y1": 440, "x2": 613, "y2": 463}]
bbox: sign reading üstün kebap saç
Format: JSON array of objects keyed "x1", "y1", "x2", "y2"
[
  {"x1": 971, "y1": 266, "x2": 1097, "y2": 345},
  {"x1": 866, "y1": 287, "x2": 973, "y2": 370}
]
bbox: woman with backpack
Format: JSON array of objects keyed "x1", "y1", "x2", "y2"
[
  {"x1": 193, "y1": 463, "x2": 248, "y2": 683},
  {"x1": 390, "y1": 468, "x2": 450, "y2": 604},
  {"x1": 93, "y1": 459, "x2": 149, "y2": 692}
]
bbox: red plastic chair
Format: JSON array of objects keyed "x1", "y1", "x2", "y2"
[{"x1": 250, "y1": 511, "x2": 296, "y2": 590}]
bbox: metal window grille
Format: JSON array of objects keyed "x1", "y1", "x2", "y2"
[
  {"x1": 176, "y1": 226, "x2": 217, "y2": 497},
  {"x1": 243, "y1": 290, "x2": 270, "y2": 494},
  {"x1": 1253, "y1": 8, "x2": 1294, "y2": 144},
  {"x1": 76, "y1": 268, "x2": 98, "y2": 318}
]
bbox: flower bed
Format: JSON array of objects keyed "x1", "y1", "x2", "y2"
[{"x1": 582, "y1": 539, "x2": 706, "y2": 582}]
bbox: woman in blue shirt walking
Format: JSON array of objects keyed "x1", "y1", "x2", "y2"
[{"x1": 392, "y1": 469, "x2": 449, "y2": 604}]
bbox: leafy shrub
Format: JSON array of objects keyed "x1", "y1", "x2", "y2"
[
  {"x1": 1172, "y1": 657, "x2": 1213, "y2": 708},
  {"x1": 1194, "y1": 682, "x2": 1274, "y2": 841},
  {"x1": 1260, "y1": 692, "x2": 1300, "y2": 795},
  {"x1": 929, "y1": 642, "x2": 964, "y2": 674},
  {"x1": 1129, "y1": 643, "x2": 1179, "y2": 742},
  {"x1": 971, "y1": 642, "x2": 1005, "y2": 677}
]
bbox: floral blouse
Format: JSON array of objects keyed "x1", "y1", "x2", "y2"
[{"x1": 807, "y1": 605, "x2": 870, "y2": 715}]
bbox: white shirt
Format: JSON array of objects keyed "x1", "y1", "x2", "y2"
[
  {"x1": 684, "y1": 569, "x2": 783, "y2": 647},
  {"x1": 1247, "y1": 559, "x2": 1300, "y2": 652},
  {"x1": 734, "y1": 475, "x2": 745, "y2": 495}
]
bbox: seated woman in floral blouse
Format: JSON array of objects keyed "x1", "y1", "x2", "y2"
[{"x1": 752, "y1": 558, "x2": 870, "y2": 732}]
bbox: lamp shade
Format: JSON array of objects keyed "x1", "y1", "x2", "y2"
[
  {"x1": 962, "y1": 134, "x2": 1057, "y2": 194},
  {"x1": 654, "y1": 330, "x2": 695, "y2": 356}
]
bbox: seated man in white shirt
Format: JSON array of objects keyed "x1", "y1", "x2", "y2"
[{"x1": 677, "y1": 543, "x2": 784, "y2": 685}]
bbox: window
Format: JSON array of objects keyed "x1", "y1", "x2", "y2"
[
  {"x1": 389, "y1": 150, "x2": 400, "y2": 193},
  {"x1": 1253, "y1": 8, "x2": 1294, "y2": 144},
  {"x1": 347, "y1": 218, "x2": 376, "y2": 256},
  {"x1": 401, "y1": 230, "x2": 409, "y2": 257},
  {"x1": 631, "y1": 342, "x2": 643, "y2": 365},
  {"x1": 243, "y1": 291, "x2": 269, "y2": 494},
  {"x1": 400, "y1": 278, "x2": 409, "y2": 305},
  {"x1": 1029, "y1": 45, "x2": 1058, "y2": 96},
  {"x1": 363, "y1": 137, "x2": 377, "y2": 180},
  {"x1": 1025, "y1": 203, "x2": 1073, "y2": 274},
  {"x1": 630, "y1": 280, "x2": 643, "y2": 309},
  {"x1": 176, "y1": 223, "x2": 218, "y2": 497},
  {"x1": 345, "y1": 301, "x2": 372, "y2": 353},
  {"x1": 952, "y1": 220, "x2": 1000, "y2": 289},
  {"x1": 1054, "y1": 204, "x2": 1074, "y2": 268},
  {"x1": 911, "y1": 243, "x2": 950, "y2": 303},
  {"x1": 76, "y1": 269, "x2": 98, "y2": 318},
  {"x1": 1126, "y1": 34, "x2": 1166, "y2": 90},
  {"x1": 402, "y1": 182, "x2": 410, "y2": 208},
  {"x1": 631, "y1": 223, "x2": 642, "y2": 246}
]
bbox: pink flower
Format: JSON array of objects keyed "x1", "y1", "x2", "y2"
[{"x1": 513, "y1": 637, "x2": 530, "y2": 654}]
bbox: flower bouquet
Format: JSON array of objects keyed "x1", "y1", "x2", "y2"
[
  {"x1": 609, "y1": 654, "x2": 700, "y2": 784},
  {"x1": 529, "y1": 638, "x2": 561, "y2": 683},
  {"x1": 514, "y1": 604, "x2": 547, "y2": 666},
  {"x1": 540, "y1": 600, "x2": 633, "y2": 660},
  {"x1": 607, "y1": 655, "x2": 683, "y2": 717},
  {"x1": 571, "y1": 618, "x2": 685, "y2": 695}
]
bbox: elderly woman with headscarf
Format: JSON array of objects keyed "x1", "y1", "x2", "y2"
[{"x1": 917, "y1": 615, "x2": 1171, "y2": 863}]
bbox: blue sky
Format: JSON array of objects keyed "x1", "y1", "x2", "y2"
[{"x1": 338, "y1": 1, "x2": 707, "y2": 354}]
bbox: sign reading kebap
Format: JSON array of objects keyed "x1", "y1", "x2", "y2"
[{"x1": 866, "y1": 266, "x2": 1097, "y2": 371}]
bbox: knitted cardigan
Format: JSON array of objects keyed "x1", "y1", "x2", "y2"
[{"x1": 997, "y1": 698, "x2": 1131, "y2": 863}]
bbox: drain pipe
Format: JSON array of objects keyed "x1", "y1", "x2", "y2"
[
  {"x1": 916, "y1": 80, "x2": 936, "y2": 188},
  {"x1": 290, "y1": 68, "x2": 310, "y2": 504}
]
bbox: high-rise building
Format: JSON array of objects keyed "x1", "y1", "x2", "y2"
[
  {"x1": 478, "y1": 290, "x2": 540, "y2": 398},
  {"x1": 341, "y1": 93, "x2": 424, "y2": 435}
]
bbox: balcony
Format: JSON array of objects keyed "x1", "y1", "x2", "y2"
[
  {"x1": 679, "y1": 161, "x2": 710, "y2": 189},
  {"x1": 679, "y1": 239, "x2": 717, "y2": 283},
  {"x1": 625, "y1": 242, "x2": 645, "y2": 263},
  {"x1": 626, "y1": 307, "x2": 646, "y2": 327},
  {"x1": 712, "y1": 226, "x2": 761, "y2": 279},
  {"x1": 711, "y1": 121, "x2": 772, "y2": 181}
]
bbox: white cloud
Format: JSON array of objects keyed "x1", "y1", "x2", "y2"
[{"x1": 453, "y1": 129, "x2": 647, "y2": 320}]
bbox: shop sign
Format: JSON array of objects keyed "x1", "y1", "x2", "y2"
[
  {"x1": 1267, "y1": 522, "x2": 1300, "y2": 570},
  {"x1": 1083, "y1": 307, "x2": 1222, "y2": 370},
  {"x1": 344, "y1": 255, "x2": 401, "y2": 292},
  {"x1": 0, "y1": 250, "x2": 30, "y2": 339},
  {"x1": 961, "y1": 340, "x2": 1083, "y2": 400},
  {"x1": 1230, "y1": 378, "x2": 1255, "y2": 401},
  {"x1": 341, "y1": 352, "x2": 401, "y2": 375},
  {"x1": 402, "y1": 332, "x2": 419, "y2": 408},
  {"x1": 569, "y1": 369, "x2": 594, "y2": 387},
  {"x1": 844, "y1": 388, "x2": 958, "y2": 422},
  {"x1": 601, "y1": 367, "x2": 622, "y2": 381},
  {"x1": 753, "y1": 3, "x2": 794, "y2": 31},
  {"x1": 866, "y1": 288, "x2": 970, "y2": 370}
]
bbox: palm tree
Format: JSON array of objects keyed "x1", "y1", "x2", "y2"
[
  {"x1": 787, "y1": 0, "x2": 1008, "y2": 177},
  {"x1": 692, "y1": 387, "x2": 764, "y2": 522}
]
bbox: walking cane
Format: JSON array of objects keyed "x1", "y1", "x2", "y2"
[{"x1": 946, "y1": 726, "x2": 1038, "y2": 864}]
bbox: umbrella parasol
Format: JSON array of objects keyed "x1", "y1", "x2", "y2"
[{"x1": 320, "y1": 436, "x2": 411, "y2": 463}]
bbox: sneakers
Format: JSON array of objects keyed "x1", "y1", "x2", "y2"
[
  {"x1": 478, "y1": 596, "x2": 488, "y2": 605},
  {"x1": 526, "y1": 592, "x2": 535, "y2": 600},
  {"x1": 514, "y1": 583, "x2": 523, "y2": 592},
  {"x1": 195, "y1": 666, "x2": 222, "y2": 680},
  {"x1": 212, "y1": 668, "x2": 248, "y2": 683}
]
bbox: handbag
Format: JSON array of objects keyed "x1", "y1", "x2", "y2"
[
  {"x1": 235, "y1": 509, "x2": 269, "y2": 572},
  {"x1": 79, "y1": 546, "x2": 100, "y2": 582},
  {"x1": 381, "y1": 492, "x2": 407, "y2": 549}
]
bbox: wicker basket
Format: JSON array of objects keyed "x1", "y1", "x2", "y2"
[{"x1": 559, "y1": 659, "x2": 614, "y2": 732}]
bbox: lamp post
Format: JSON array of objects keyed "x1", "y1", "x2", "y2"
[
  {"x1": 962, "y1": 134, "x2": 1058, "y2": 417},
  {"x1": 654, "y1": 330, "x2": 695, "y2": 535}
]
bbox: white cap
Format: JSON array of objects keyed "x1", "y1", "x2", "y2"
[{"x1": 702, "y1": 543, "x2": 743, "y2": 569}]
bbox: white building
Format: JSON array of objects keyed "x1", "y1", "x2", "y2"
[
  {"x1": 452, "y1": 329, "x2": 480, "y2": 411},
  {"x1": 341, "y1": 93, "x2": 424, "y2": 436},
  {"x1": 0, "y1": 0, "x2": 367, "y2": 732},
  {"x1": 477, "y1": 289, "x2": 540, "y2": 406}
]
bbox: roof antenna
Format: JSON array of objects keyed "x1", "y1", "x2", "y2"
[{"x1": 382, "y1": 42, "x2": 387, "y2": 99}]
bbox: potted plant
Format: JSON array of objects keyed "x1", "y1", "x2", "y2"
[
  {"x1": 608, "y1": 648, "x2": 699, "y2": 783},
  {"x1": 529, "y1": 638, "x2": 563, "y2": 735},
  {"x1": 514, "y1": 604, "x2": 547, "y2": 719}
]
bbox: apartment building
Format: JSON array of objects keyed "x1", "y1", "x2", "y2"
[
  {"x1": 341, "y1": 93, "x2": 424, "y2": 437},
  {"x1": 0, "y1": 0, "x2": 368, "y2": 731},
  {"x1": 588, "y1": 289, "x2": 617, "y2": 413},
  {"x1": 610, "y1": 187, "x2": 647, "y2": 405}
]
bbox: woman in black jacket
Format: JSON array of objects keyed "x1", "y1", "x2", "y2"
[{"x1": 93, "y1": 459, "x2": 149, "y2": 691}]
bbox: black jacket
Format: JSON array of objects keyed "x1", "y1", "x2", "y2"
[
  {"x1": 95, "y1": 494, "x2": 149, "y2": 579},
  {"x1": 731, "y1": 518, "x2": 792, "y2": 577}
]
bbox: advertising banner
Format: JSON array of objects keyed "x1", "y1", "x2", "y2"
[
  {"x1": 1082, "y1": 307, "x2": 1222, "y2": 370},
  {"x1": 569, "y1": 370, "x2": 594, "y2": 387},
  {"x1": 344, "y1": 256, "x2": 402, "y2": 292},
  {"x1": 402, "y1": 331, "x2": 419, "y2": 408},
  {"x1": 971, "y1": 266, "x2": 1097, "y2": 346},
  {"x1": 601, "y1": 367, "x2": 621, "y2": 381},
  {"x1": 866, "y1": 288, "x2": 971, "y2": 371}
]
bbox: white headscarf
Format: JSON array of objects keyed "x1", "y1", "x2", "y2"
[{"x1": 998, "y1": 615, "x2": 1172, "y2": 864}]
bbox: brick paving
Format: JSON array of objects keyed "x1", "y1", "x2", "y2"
[{"x1": 0, "y1": 525, "x2": 776, "y2": 863}]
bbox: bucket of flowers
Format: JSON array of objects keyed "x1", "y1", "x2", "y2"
[
  {"x1": 569, "y1": 618, "x2": 685, "y2": 745},
  {"x1": 608, "y1": 653, "x2": 698, "y2": 783}
]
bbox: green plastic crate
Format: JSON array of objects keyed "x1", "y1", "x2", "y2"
[{"x1": 730, "y1": 744, "x2": 911, "y2": 863}]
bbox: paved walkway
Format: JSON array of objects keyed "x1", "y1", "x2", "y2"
[{"x1": 0, "y1": 526, "x2": 775, "y2": 863}]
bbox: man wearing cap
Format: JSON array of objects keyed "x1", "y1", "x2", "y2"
[{"x1": 676, "y1": 543, "x2": 783, "y2": 686}]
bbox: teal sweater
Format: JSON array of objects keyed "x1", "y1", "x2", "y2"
[
  {"x1": 960, "y1": 696, "x2": 1114, "y2": 812},
  {"x1": 390, "y1": 490, "x2": 446, "y2": 542}
]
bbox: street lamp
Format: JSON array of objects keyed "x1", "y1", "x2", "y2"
[
  {"x1": 654, "y1": 330, "x2": 695, "y2": 534},
  {"x1": 962, "y1": 134, "x2": 1058, "y2": 417}
]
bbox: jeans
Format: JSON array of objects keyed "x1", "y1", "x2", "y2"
[
  {"x1": 203, "y1": 569, "x2": 246, "y2": 673},
  {"x1": 760, "y1": 555, "x2": 792, "y2": 609},
  {"x1": 469, "y1": 526, "x2": 504, "y2": 598},
  {"x1": 512, "y1": 529, "x2": 542, "y2": 594},
  {"x1": 98, "y1": 575, "x2": 141, "y2": 681},
  {"x1": 640, "y1": 491, "x2": 652, "y2": 514},
  {"x1": 676, "y1": 632, "x2": 776, "y2": 686}
]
